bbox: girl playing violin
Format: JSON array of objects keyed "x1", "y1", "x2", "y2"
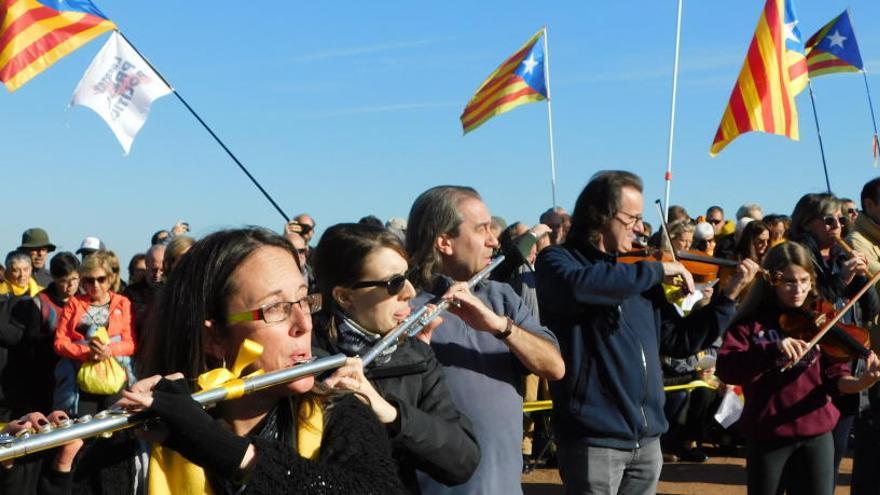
[
  {"x1": 789, "y1": 192, "x2": 879, "y2": 480},
  {"x1": 716, "y1": 241, "x2": 880, "y2": 495}
]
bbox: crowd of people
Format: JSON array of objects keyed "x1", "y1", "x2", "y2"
[{"x1": 0, "y1": 174, "x2": 879, "y2": 494}]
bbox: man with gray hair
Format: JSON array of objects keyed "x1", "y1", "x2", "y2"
[
  {"x1": 736, "y1": 202, "x2": 764, "y2": 221},
  {"x1": 406, "y1": 185, "x2": 564, "y2": 495}
]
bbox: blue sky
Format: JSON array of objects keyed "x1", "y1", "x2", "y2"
[{"x1": 3, "y1": 1, "x2": 880, "y2": 271}]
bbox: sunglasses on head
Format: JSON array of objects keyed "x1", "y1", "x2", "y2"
[
  {"x1": 822, "y1": 215, "x2": 848, "y2": 227},
  {"x1": 351, "y1": 274, "x2": 408, "y2": 296},
  {"x1": 82, "y1": 275, "x2": 108, "y2": 285}
]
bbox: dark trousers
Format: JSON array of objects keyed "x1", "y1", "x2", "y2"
[
  {"x1": 746, "y1": 432, "x2": 834, "y2": 495},
  {"x1": 851, "y1": 413, "x2": 880, "y2": 495},
  {"x1": 831, "y1": 413, "x2": 854, "y2": 482}
]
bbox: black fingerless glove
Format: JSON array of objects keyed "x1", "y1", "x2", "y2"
[{"x1": 150, "y1": 378, "x2": 251, "y2": 477}]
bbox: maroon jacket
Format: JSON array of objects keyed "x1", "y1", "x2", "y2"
[{"x1": 717, "y1": 310, "x2": 850, "y2": 441}]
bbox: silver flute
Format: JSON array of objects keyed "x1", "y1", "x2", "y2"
[
  {"x1": 360, "y1": 255, "x2": 506, "y2": 366},
  {"x1": 0, "y1": 353, "x2": 347, "y2": 462}
]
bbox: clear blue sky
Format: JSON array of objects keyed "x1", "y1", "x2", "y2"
[{"x1": 3, "y1": 1, "x2": 880, "y2": 271}]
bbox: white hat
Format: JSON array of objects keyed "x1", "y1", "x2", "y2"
[
  {"x1": 694, "y1": 222, "x2": 714, "y2": 241},
  {"x1": 76, "y1": 236, "x2": 104, "y2": 255}
]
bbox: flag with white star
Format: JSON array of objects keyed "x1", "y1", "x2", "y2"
[
  {"x1": 709, "y1": 0, "x2": 806, "y2": 156},
  {"x1": 805, "y1": 9, "x2": 863, "y2": 78},
  {"x1": 460, "y1": 28, "x2": 547, "y2": 134}
]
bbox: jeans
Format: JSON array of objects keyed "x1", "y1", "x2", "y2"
[
  {"x1": 746, "y1": 432, "x2": 834, "y2": 495},
  {"x1": 557, "y1": 439, "x2": 662, "y2": 495}
]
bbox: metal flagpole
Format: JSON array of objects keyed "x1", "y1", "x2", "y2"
[
  {"x1": 848, "y1": 8, "x2": 880, "y2": 166},
  {"x1": 663, "y1": 0, "x2": 683, "y2": 222},
  {"x1": 807, "y1": 80, "x2": 832, "y2": 193},
  {"x1": 115, "y1": 30, "x2": 291, "y2": 222},
  {"x1": 541, "y1": 26, "x2": 559, "y2": 208},
  {"x1": 861, "y1": 71, "x2": 880, "y2": 166}
]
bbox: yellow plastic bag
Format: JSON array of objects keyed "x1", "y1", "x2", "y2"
[{"x1": 76, "y1": 326, "x2": 126, "y2": 395}]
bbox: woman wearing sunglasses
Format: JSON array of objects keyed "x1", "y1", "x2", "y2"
[
  {"x1": 313, "y1": 223, "x2": 480, "y2": 494},
  {"x1": 53, "y1": 252, "x2": 136, "y2": 416},
  {"x1": 788, "y1": 192, "x2": 880, "y2": 482}
]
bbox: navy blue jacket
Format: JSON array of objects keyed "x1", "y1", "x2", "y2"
[{"x1": 535, "y1": 243, "x2": 737, "y2": 449}]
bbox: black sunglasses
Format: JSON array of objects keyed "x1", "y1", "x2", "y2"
[
  {"x1": 82, "y1": 275, "x2": 108, "y2": 285},
  {"x1": 707, "y1": 218, "x2": 723, "y2": 225},
  {"x1": 823, "y1": 215, "x2": 848, "y2": 227},
  {"x1": 351, "y1": 274, "x2": 408, "y2": 295}
]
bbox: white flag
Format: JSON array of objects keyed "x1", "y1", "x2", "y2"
[{"x1": 70, "y1": 31, "x2": 172, "y2": 154}]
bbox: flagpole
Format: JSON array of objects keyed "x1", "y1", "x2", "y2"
[
  {"x1": 114, "y1": 30, "x2": 291, "y2": 223},
  {"x1": 861, "y1": 71, "x2": 880, "y2": 165},
  {"x1": 663, "y1": 0, "x2": 683, "y2": 223},
  {"x1": 807, "y1": 81, "x2": 832, "y2": 193},
  {"x1": 541, "y1": 26, "x2": 559, "y2": 208},
  {"x1": 848, "y1": 8, "x2": 880, "y2": 166}
]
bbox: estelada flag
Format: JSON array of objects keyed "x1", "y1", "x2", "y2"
[
  {"x1": 709, "y1": 0, "x2": 808, "y2": 156},
  {"x1": 0, "y1": 0, "x2": 115, "y2": 91},
  {"x1": 805, "y1": 9, "x2": 863, "y2": 78},
  {"x1": 460, "y1": 29, "x2": 547, "y2": 134},
  {"x1": 70, "y1": 31, "x2": 171, "y2": 154}
]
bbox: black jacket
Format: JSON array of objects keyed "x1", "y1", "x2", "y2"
[
  {"x1": 325, "y1": 335, "x2": 480, "y2": 493},
  {"x1": 536, "y1": 242, "x2": 737, "y2": 449},
  {"x1": 0, "y1": 394, "x2": 407, "y2": 495}
]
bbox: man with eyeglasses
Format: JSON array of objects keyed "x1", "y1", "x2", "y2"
[
  {"x1": 705, "y1": 206, "x2": 725, "y2": 236},
  {"x1": 406, "y1": 185, "x2": 564, "y2": 495},
  {"x1": 17, "y1": 228, "x2": 56, "y2": 287},
  {"x1": 535, "y1": 170, "x2": 759, "y2": 495}
]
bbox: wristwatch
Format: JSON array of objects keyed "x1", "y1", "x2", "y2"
[{"x1": 494, "y1": 316, "x2": 514, "y2": 340}]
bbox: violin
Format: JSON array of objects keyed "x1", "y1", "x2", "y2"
[
  {"x1": 617, "y1": 246, "x2": 740, "y2": 284},
  {"x1": 778, "y1": 299, "x2": 871, "y2": 362},
  {"x1": 781, "y1": 267, "x2": 880, "y2": 370}
]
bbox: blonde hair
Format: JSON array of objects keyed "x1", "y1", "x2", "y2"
[
  {"x1": 164, "y1": 235, "x2": 196, "y2": 277},
  {"x1": 80, "y1": 252, "x2": 118, "y2": 291}
]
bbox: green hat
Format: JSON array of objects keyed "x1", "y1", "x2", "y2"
[{"x1": 19, "y1": 228, "x2": 56, "y2": 252}]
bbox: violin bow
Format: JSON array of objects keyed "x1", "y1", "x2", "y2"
[
  {"x1": 653, "y1": 199, "x2": 679, "y2": 263},
  {"x1": 782, "y1": 267, "x2": 880, "y2": 371}
]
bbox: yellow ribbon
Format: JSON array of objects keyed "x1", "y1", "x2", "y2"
[{"x1": 196, "y1": 339, "x2": 265, "y2": 399}]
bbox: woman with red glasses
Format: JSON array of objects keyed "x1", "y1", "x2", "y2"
[
  {"x1": 53, "y1": 252, "x2": 136, "y2": 417},
  {"x1": 789, "y1": 192, "x2": 880, "y2": 484},
  {"x1": 312, "y1": 223, "x2": 480, "y2": 494}
]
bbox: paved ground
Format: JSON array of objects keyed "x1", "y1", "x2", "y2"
[{"x1": 522, "y1": 448, "x2": 854, "y2": 495}]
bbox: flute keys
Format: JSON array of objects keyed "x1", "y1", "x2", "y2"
[
  {"x1": 76, "y1": 414, "x2": 93, "y2": 424},
  {"x1": 36, "y1": 422, "x2": 54, "y2": 434},
  {"x1": 14, "y1": 428, "x2": 35, "y2": 439},
  {"x1": 0, "y1": 433, "x2": 14, "y2": 447},
  {"x1": 56, "y1": 418, "x2": 73, "y2": 429}
]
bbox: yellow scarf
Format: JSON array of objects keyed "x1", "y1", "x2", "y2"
[
  {"x1": 147, "y1": 396, "x2": 324, "y2": 495},
  {"x1": 0, "y1": 278, "x2": 42, "y2": 297}
]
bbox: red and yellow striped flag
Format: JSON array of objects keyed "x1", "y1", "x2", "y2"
[
  {"x1": 0, "y1": 0, "x2": 115, "y2": 92},
  {"x1": 460, "y1": 29, "x2": 548, "y2": 135},
  {"x1": 710, "y1": 0, "x2": 807, "y2": 156}
]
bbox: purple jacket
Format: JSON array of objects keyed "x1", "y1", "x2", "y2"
[{"x1": 717, "y1": 311, "x2": 849, "y2": 441}]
